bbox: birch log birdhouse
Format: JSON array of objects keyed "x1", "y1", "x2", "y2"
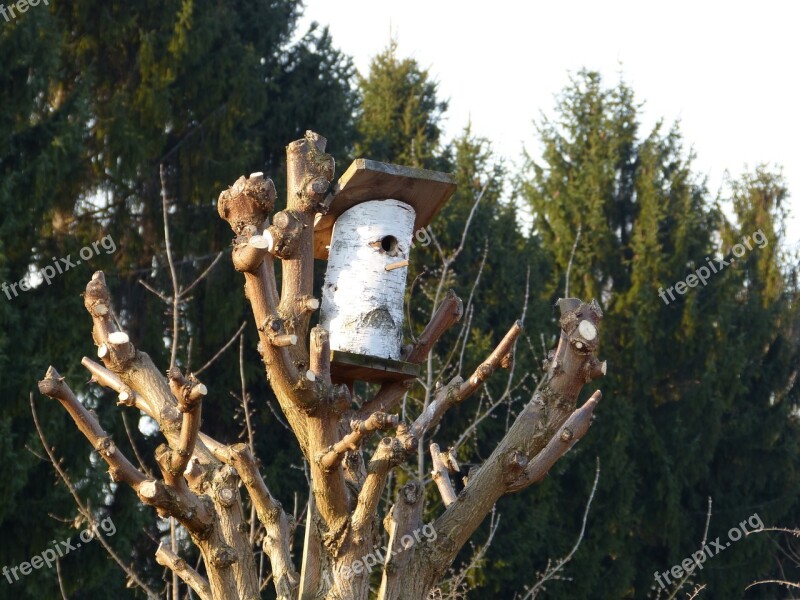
[{"x1": 314, "y1": 159, "x2": 456, "y2": 384}]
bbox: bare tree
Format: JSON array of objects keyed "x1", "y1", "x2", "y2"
[{"x1": 37, "y1": 131, "x2": 607, "y2": 600}]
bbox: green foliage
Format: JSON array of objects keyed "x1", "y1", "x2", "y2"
[
  {"x1": 355, "y1": 39, "x2": 449, "y2": 170},
  {"x1": 0, "y1": 1, "x2": 357, "y2": 597},
  {"x1": 513, "y1": 70, "x2": 800, "y2": 599},
  {"x1": 354, "y1": 42, "x2": 555, "y2": 597},
  {"x1": 2, "y1": 7, "x2": 798, "y2": 598}
]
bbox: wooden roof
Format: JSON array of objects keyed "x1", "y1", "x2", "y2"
[{"x1": 313, "y1": 159, "x2": 457, "y2": 260}]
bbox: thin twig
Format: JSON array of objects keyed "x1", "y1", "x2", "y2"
[
  {"x1": 453, "y1": 375, "x2": 530, "y2": 451},
  {"x1": 138, "y1": 278, "x2": 170, "y2": 302},
  {"x1": 665, "y1": 497, "x2": 712, "y2": 600},
  {"x1": 121, "y1": 411, "x2": 154, "y2": 478},
  {"x1": 687, "y1": 584, "x2": 706, "y2": 599},
  {"x1": 56, "y1": 556, "x2": 69, "y2": 600},
  {"x1": 171, "y1": 518, "x2": 180, "y2": 600},
  {"x1": 29, "y1": 394, "x2": 158, "y2": 598},
  {"x1": 181, "y1": 251, "x2": 224, "y2": 297},
  {"x1": 194, "y1": 321, "x2": 248, "y2": 376},
  {"x1": 746, "y1": 580, "x2": 800, "y2": 591},
  {"x1": 439, "y1": 239, "x2": 487, "y2": 381},
  {"x1": 524, "y1": 457, "x2": 600, "y2": 599},
  {"x1": 564, "y1": 222, "x2": 582, "y2": 298},
  {"x1": 160, "y1": 163, "x2": 182, "y2": 370},
  {"x1": 239, "y1": 332, "x2": 257, "y2": 545},
  {"x1": 418, "y1": 181, "x2": 489, "y2": 479},
  {"x1": 442, "y1": 507, "x2": 500, "y2": 598}
]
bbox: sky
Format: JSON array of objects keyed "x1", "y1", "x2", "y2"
[{"x1": 298, "y1": 0, "x2": 800, "y2": 250}]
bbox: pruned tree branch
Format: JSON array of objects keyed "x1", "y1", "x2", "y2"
[
  {"x1": 318, "y1": 412, "x2": 399, "y2": 471},
  {"x1": 42, "y1": 131, "x2": 610, "y2": 600},
  {"x1": 155, "y1": 543, "x2": 212, "y2": 600},
  {"x1": 377, "y1": 481, "x2": 425, "y2": 600},
  {"x1": 456, "y1": 319, "x2": 522, "y2": 399},
  {"x1": 38, "y1": 367, "x2": 148, "y2": 489},
  {"x1": 166, "y1": 368, "x2": 207, "y2": 477},
  {"x1": 279, "y1": 131, "x2": 334, "y2": 345},
  {"x1": 406, "y1": 289, "x2": 464, "y2": 364},
  {"x1": 357, "y1": 289, "x2": 464, "y2": 420},
  {"x1": 353, "y1": 437, "x2": 405, "y2": 533},
  {"x1": 390, "y1": 298, "x2": 605, "y2": 598},
  {"x1": 214, "y1": 443, "x2": 299, "y2": 600},
  {"x1": 82, "y1": 356, "x2": 145, "y2": 411},
  {"x1": 218, "y1": 171, "x2": 316, "y2": 431},
  {"x1": 506, "y1": 390, "x2": 602, "y2": 492},
  {"x1": 430, "y1": 443, "x2": 457, "y2": 507},
  {"x1": 29, "y1": 395, "x2": 158, "y2": 599}
]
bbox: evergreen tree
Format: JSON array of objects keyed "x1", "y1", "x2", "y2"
[
  {"x1": 516, "y1": 70, "x2": 800, "y2": 599},
  {"x1": 0, "y1": 2, "x2": 358, "y2": 597},
  {"x1": 355, "y1": 44, "x2": 553, "y2": 596},
  {"x1": 355, "y1": 39, "x2": 449, "y2": 170}
]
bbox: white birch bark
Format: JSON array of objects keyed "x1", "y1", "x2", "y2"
[{"x1": 320, "y1": 199, "x2": 415, "y2": 360}]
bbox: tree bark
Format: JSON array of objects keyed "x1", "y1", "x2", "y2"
[{"x1": 40, "y1": 132, "x2": 606, "y2": 600}]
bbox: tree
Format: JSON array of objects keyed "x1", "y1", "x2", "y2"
[
  {"x1": 519, "y1": 70, "x2": 800, "y2": 598},
  {"x1": 1, "y1": 2, "x2": 358, "y2": 597},
  {"x1": 355, "y1": 40, "x2": 449, "y2": 170},
  {"x1": 36, "y1": 130, "x2": 608, "y2": 599}
]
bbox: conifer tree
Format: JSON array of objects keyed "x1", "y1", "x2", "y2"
[
  {"x1": 1, "y1": 2, "x2": 358, "y2": 597},
  {"x1": 518, "y1": 70, "x2": 800, "y2": 598},
  {"x1": 355, "y1": 40, "x2": 449, "y2": 170}
]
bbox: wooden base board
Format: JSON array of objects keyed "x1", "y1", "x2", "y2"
[{"x1": 330, "y1": 350, "x2": 419, "y2": 384}]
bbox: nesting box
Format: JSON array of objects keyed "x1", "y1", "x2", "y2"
[{"x1": 316, "y1": 159, "x2": 456, "y2": 384}]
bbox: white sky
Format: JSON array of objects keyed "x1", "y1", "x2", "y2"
[{"x1": 298, "y1": 0, "x2": 800, "y2": 249}]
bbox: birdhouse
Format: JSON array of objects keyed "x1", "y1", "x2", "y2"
[{"x1": 315, "y1": 159, "x2": 456, "y2": 384}]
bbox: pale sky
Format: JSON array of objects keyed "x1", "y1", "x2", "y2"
[{"x1": 298, "y1": 0, "x2": 800, "y2": 250}]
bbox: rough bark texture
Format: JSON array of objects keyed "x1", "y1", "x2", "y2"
[{"x1": 39, "y1": 131, "x2": 606, "y2": 600}]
